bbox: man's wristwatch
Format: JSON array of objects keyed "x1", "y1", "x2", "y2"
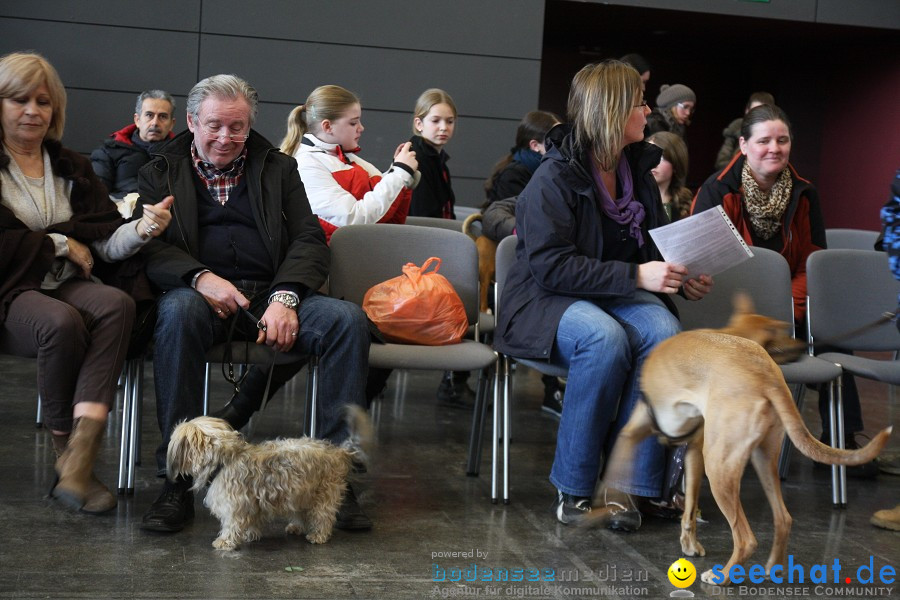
[{"x1": 268, "y1": 291, "x2": 299, "y2": 311}]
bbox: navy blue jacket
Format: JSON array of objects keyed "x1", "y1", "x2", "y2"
[{"x1": 494, "y1": 124, "x2": 674, "y2": 360}]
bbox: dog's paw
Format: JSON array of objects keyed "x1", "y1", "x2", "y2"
[
  {"x1": 212, "y1": 537, "x2": 238, "y2": 551},
  {"x1": 285, "y1": 523, "x2": 304, "y2": 536},
  {"x1": 306, "y1": 531, "x2": 332, "y2": 544},
  {"x1": 680, "y1": 536, "x2": 705, "y2": 557},
  {"x1": 701, "y1": 569, "x2": 728, "y2": 586}
]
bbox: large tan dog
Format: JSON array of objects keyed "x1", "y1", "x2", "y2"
[
  {"x1": 462, "y1": 213, "x2": 497, "y2": 313},
  {"x1": 592, "y1": 295, "x2": 891, "y2": 586}
]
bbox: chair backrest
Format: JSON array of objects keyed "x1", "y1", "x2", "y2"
[
  {"x1": 825, "y1": 228, "x2": 880, "y2": 251},
  {"x1": 329, "y1": 223, "x2": 480, "y2": 325},
  {"x1": 807, "y1": 249, "x2": 900, "y2": 352},
  {"x1": 672, "y1": 246, "x2": 794, "y2": 331},
  {"x1": 404, "y1": 216, "x2": 464, "y2": 233},
  {"x1": 493, "y1": 235, "x2": 518, "y2": 318}
]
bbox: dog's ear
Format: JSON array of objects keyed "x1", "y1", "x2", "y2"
[
  {"x1": 166, "y1": 421, "x2": 195, "y2": 479},
  {"x1": 733, "y1": 291, "x2": 756, "y2": 315}
]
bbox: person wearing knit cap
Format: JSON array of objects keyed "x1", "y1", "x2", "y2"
[{"x1": 645, "y1": 83, "x2": 696, "y2": 139}]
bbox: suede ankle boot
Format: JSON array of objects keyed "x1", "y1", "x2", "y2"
[{"x1": 53, "y1": 417, "x2": 117, "y2": 514}]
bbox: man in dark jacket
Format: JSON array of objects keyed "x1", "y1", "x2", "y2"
[
  {"x1": 136, "y1": 74, "x2": 372, "y2": 533},
  {"x1": 90, "y1": 90, "x2": 176, "y2": 198}
]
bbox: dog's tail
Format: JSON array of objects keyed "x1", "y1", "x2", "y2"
[
  {"x1": 462, "y1": 213, "x2": 482, "y2": 242},
  {"x1": 341, "y1": 404, "x2": 375, "y2": 467},
  {"x1": 770, "y1": 384, "x2": 892, "y2": 465}
]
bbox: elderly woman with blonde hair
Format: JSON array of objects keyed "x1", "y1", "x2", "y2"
[{"x1": 0, "y1": 51, "x2": 172, "y2": 514}]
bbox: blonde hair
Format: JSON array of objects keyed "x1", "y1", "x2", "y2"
[
  {"x1": 0, "y1": 51, "x2": 67, "y2": 141},
  {"x1": 567, "y1": 60, "x2": 641, "y2": 172},
  {"x1": 280, "y1": 85, "x2": 359, "y2": 156},
  {"x1": 411, "y1": 88, "x2": 457, "y2": 136}
]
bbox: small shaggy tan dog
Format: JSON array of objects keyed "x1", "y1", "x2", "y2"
[{"x1": 167, "y1": 407, "x2": 371, "y2": 551}]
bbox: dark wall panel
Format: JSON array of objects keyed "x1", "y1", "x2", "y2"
[
  {"x1": 816, "y1": 0, "x2": 900, "y2": 29},
  {"x1": 0, "y1": 19, "x2": 199, "y2": 93},
  {"x1": 201, "y1": 0, "x2": 544, "y2": 59},
  {"x1": 0, "y1": 1, "x2": 201, "y2": 30},
  {"x1": 197, "y1": 35, "x2": 539, "y2": 120}
]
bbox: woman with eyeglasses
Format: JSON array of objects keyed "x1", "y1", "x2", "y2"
[
  {"x1": 494, "y1": 60, "x2": 713, "y2": 532},
  {"x1": 0, "y1": 52, "x2": 172, "y2": 515},
  {"x1": 645, "y1": 83, "x2": 696, "y2": 140}
]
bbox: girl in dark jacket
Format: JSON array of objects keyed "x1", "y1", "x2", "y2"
[
  {"x1": 408, "y1": 88, "x2": 456, "y2": 219},
  {"x1": 495, "y1": 60, "x2": 712, "y2": 531}
]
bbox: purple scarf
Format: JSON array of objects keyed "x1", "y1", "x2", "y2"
[{"x1": 591, "y1": 155, "x2": 645, "y2": 247}]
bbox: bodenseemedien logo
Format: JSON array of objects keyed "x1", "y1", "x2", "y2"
[{"x1": 668, "y1": 558, "x2": 696, "y2": 597}]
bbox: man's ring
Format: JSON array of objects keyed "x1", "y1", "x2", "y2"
[
  {"x1": 216, "y1": 309, "x2": 223, "y2": 314},
  {"x1": 150, "y1": 223, "x2": 159, "y2": 231},
  {"x1": 145, "y1": 226, "x2": 154, "y2": 235},
  {"x1": 291, "y1": 332, "x2": 298, "y2": 337}
]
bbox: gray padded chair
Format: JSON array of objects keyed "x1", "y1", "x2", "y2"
[
  {"x1": 807, "y1": 249, "x2": 900, "y2": 505},
  {"x1": 492, "y1": 235, "x2": 569, "y2": 504},
  {"x1": 671, "y1": 246, "x2": 847, "y2": 505},
  {"x1": 326, "y1": 224, "x2": 498, "y2": 488},
  {"x1": 825, "y1": 228, "x2": 880, "y2": 251},
  {"x1": 404, "y1": 216, "x2": 464, "y2": 232}
]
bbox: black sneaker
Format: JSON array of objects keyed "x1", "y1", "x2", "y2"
[
  {"x1": 141, "y1": 480, "x2": 195, "y2": 533},
  {"x1": 335, "y1": 485, "x2": 372, "y2": 531},
  {"x1": 604, "y1": 488, "x2": 642, "y2": 532},
  {"x1": 816, "y1": 432, "x2": 879, "y2": 479},
  {"x1": 553, "y1": 489, "x2": 591, "y2": 524},
  {"x1": 542, "y1": 389, "x2": 564, "y2": 419},
  {"x1": 436, "y1": 371, "x2": 475, "y2": 407}
]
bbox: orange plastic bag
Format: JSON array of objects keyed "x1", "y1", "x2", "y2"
[{"x1": 362, "y1": 257, "x2": 468, "y2": 345}]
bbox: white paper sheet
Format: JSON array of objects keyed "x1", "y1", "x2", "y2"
[{"x1": 649, "y1": 206, "x2": 754, "y2": 280}]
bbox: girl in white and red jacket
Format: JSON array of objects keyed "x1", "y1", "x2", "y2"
[{"x1": 281, "y1": 85, "x2": 419, "y2": 242}]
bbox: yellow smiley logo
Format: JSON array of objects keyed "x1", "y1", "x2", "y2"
[{"x1": 668, "y1": 558, "x2": 696, "y2": 588}]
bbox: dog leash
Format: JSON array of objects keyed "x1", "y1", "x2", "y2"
[
  {"x1": 221, "y1": 306, "x2": 278, "y2": 412},
  {"x1": 809, "y1": 308, "x2": 898, "y2": 350}
]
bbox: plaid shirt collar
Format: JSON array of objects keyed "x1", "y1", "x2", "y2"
[{"x1": 191, "y1": 142, "x2": 248, "y2": 205}]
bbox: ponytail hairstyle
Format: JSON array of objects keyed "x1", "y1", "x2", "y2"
[
  {"x1": 411, "y1": 88, "x2": 457, "y2": 136},
  {"x1": 484, "y1": 110, "x2": 560, "y2": 196},
  {"x1": 280, "y1": 84, "x2": 360, "y2": 156}
]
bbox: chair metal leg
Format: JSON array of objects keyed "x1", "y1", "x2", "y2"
[
  {"x1": 835, "y1": 377, "x2": 847, "y2": 507},
  {"x1": 502, "y1": 359, "x2": 511, "y2": 505},
  {"x1": 827, "y1": 377, "x2": 847, "y2": 508},
  {"x1": 203, "y1": 362, "x2": 212, "y2": 416},
  {"x1": 491, "y1": 357, "x2": 506, "y2": 504},
  {"x1": 127, "y1": 358, "x2": 144, "y2": 493},
  {"x1": 304, "y1": 356, "x2": 319, "y2": 438},
  {"x1": 778, "y1": 384, "x2": 806, "y2": 479},
  {"x1": 36, "y1": 393, "x2": 43, "y2": 428},
  {"x1": 466, "y1": 366, "x2": 491, "y2": 476},
  {"x1": 117, "y1": 359, "x2": 135, "y2": 495}
]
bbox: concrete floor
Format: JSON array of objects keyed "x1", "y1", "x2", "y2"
[{"x1": 0, "y1": 355, "x2": 897, "y2": 600}]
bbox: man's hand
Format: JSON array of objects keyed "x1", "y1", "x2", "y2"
[
  {"x1": 256, "y1": 301, "x2": 300, "y2": 352},
  {"x1": 195, "y1": 272, "x2": 250, "y2": 318},
  {"x1": 636, "y1": 261, "x2": 688, "y2": 294}
]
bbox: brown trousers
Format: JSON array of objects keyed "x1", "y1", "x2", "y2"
[{"x1": 0, "y1": 279, "x2": 135, "y2": 431}]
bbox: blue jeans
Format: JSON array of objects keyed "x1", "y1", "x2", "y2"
[
  {"x1": 549, "y1": 291, "x2": 680, "y2": 498},
  {"x1": 152, "y1": 287, "x2": 369, "y2": 474}
]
